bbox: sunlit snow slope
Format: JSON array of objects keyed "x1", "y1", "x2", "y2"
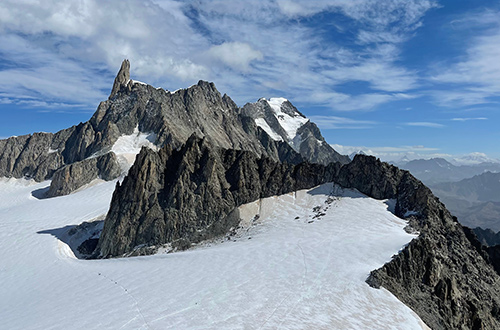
[{"x1": 0, "y1": 179, "x2": 429, "y2": 329}]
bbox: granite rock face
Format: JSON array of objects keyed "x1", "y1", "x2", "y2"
[
  {"x1": 0, "y1": 60, "x2": 347, "y2": 196},
  {"x1": 110, "y1": 59, "x2": 130, "y2": 99},
  {"x1": 47, "y1": 152, "x2": 121, "y2": 198},
  {"x1": 339, "y1": 155, "x2": 500, "y2": 330},
  {"x1": 0, "y1": 131, "x2": 71, "y2": 181},
  {"x1": 96, "y1": 135, "x2": 339, "y2": 258}
]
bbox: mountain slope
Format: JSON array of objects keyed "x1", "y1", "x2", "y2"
[
  {"x1": 429, "y1": 172, "x2": 500, "y2": 231},
  {"x1": 399, "y1": 158, "x2": 500, "y2": 185},
  {"x1": 241, "y1": 97, "x2": 349, "y2": 165},
  {"x1": 0, "y1": 60, "x2": 345, "y2": 197},
  {"x1": 432, "y1": 171, "x2": 500, "y2": 204}
]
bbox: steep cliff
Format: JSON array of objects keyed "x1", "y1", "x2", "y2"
[
  {"x1": 0, "y1": 60, "x2": 346, "y2": 196},
  {"x1": 95, "y1": 147, "x2": 500, "y2": 329},
  {"x1": 96, "y1": 135, "x2": 339, "y2": 257}
]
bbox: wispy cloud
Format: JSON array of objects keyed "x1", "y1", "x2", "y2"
[
  {"x1": 309, "y1": 115, "x2": 376, "y2": 129},
  {"x1": 405, "y1": 122, "x2": 444, "y2": 128},
  {"x1": 0, "y1": 0, "x2": 435, "y2": 111},
  {"x1": 430, "y1": 9, "x2": 500, "y2": 107},
  {"x1": 451, "y1": 117, "x2": 488, "y2": 122}
]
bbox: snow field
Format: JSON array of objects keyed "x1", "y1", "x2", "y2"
[{"x1": 0, "y1": 179, "x2": 429, "y2": 329}]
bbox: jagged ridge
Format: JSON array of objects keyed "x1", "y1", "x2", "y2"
[
  {"x1": 96, "y1": 135, "x2": 340, "y2": 257},
  {"x1": 0, "y1": 60, "x2": 345, "y2": 196},
  {"x1": 338, "y1": 155, "x2": 500, "y2": 330},
  {"x1": 98, "y1": 147, "x2": 500, "y2": 329}
]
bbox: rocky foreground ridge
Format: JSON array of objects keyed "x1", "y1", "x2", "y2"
[
  {"x1": 95, "y1": 137, "x2": 500, "y2": 329},
  {"x1": 96, "y1": 135, "x2": 340, "y2": 257},
  {"x1": 0, "y1": 60, "x2": 347, "y2": 197}
]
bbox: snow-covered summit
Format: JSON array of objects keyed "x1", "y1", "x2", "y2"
[
  {"x1": 263, "y1": 97, "x2": 309, "y2": 142},
  {"x1": 241, "y1": 97, "x2": 350, "y2": 164}
]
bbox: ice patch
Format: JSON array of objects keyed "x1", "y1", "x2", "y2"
[
  {"x1": 131, "y1": 79, "x2": 147, "y2": 85},
  {"x1": 111, "y1": 126, "x2": 158, "y2": 172},
  {"x1": 255, "y1": 118, "x2": 283, "y2": 141}
]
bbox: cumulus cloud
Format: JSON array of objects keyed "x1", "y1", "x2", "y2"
[{"x1": 208, "y1": 42, "x2": 263, "y2": 71}]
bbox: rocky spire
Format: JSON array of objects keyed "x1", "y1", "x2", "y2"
[{"x1": 109, "y1": 59, "x2": 130, "y2": 99}]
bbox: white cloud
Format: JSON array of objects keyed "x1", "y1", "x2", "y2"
[
  {"x1": 405, "y1": 122, "x2": 444, "y2": 128},
  {"x1": 430, "y1": 9, "x2": 500, "y2": 107},
  {"x1": 325, "y1": 60, "x2": 418, "y2": 92},
  {"x1": 305, "y1": 91, "x2": 416, "y2": 111},
  {"x1": 0, "y1": 0, "x2": 435, "y2": 112},
  {"x1": 207, "y1": 42, "x2": 263, "y2": 71},
  {"x1": 451, "y1": 117, "x2": 487, "y2": 122},
  {"x1": 331, "y1": 143, "x2": 448, "y2": 162}
]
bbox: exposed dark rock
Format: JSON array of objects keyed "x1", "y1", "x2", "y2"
[
  {"x1": 0, "y1": 132, "x2": 66, "y2": 181},
  {"x1": 340, "y1": 155, "x2": 500, "y2": 330},
  {"x1": 296, "y1": 121, "x2": 350, "y2": 165},
  {"x1": 485, "y1": 245, "x2": 500, "y2": 275},
  {"x1": 96, "y1": 135, "x2": 339, "y2": 258},
  {"x1": 77, "y1": 238, "x2": 99, "y2": 256},
  {"x1": 110, "y1": 59, "x2": 130, "y2": 99},
  {"x1": 47, "y1": 152, "x2": 121, "y2": 198},
  {"x1": 0, "y1": 61, "x2": 347, "y2": 197}
]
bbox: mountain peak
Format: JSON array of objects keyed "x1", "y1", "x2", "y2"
[{"x1": 109, "y1": 59, "x2": 130, "y2": 99}]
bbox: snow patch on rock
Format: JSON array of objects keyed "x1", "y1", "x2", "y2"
[
  {"x1": 255, "y1": 117, "x2": 283, "y2": 141},
  {"x1": 111, "y1": 126, "x2": 158, "y2": 172},
  {"x1": 266, "y1": 97, "x2": 309, "y2": 141}
]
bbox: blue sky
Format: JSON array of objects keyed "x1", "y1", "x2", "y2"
[{"x1": 0, "y1": 0, "x2": 499, "y2": 162}]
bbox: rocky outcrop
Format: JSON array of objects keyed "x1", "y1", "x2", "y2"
[
  {"x1": 338, "y1": 155, "x2": 500, "y2": 330},
  {"x1": 46, "y1": 152, "x2": 121, "y2": 197},
  {"x1": 96, "y1": 135, "x2": 339, "y2": 258},
  {"x1": 0, "y1": 130, "x2": 73, "y2": 181},
  {"x1": 110, "y1": 59, "x2": 130, "y2": 99}
]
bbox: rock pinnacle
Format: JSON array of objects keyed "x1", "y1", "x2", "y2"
[{"x1": 109, "y1": 59, "x2": 130, "y2": 99}]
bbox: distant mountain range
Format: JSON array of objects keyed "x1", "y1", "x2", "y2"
[
  {"x1": 380, "y1": 156, "x2": 500, "y2": 233},
  {"x1": 429, "y1": 172, "x2": 500, "y2": 232},
  {"x1": 395, "y1": 158, "x2": 500, "y2": 185}
]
